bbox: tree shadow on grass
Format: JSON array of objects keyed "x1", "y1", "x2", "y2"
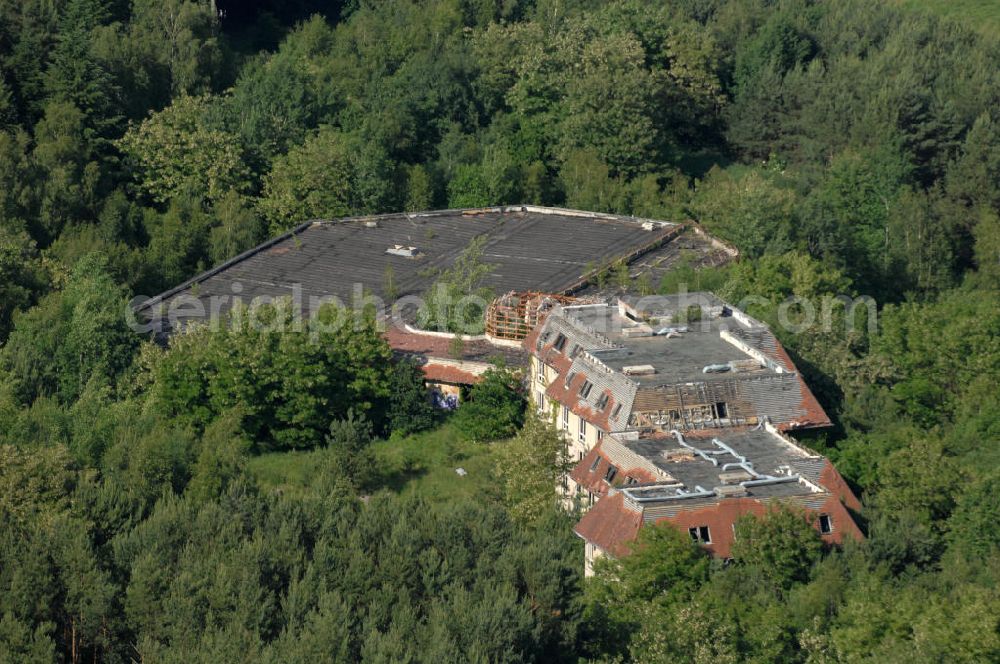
[{"x1": 371, "y1": 459, "x2": 429, "y2": 492}]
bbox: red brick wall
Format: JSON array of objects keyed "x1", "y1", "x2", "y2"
[{"x1": 657, "y1": 496, "x2": 863, "y2": 558}]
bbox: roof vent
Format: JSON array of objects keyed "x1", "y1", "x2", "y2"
[
  {"x1": 364, "y1": 220, "x2": 379, "y2": 228},
  {"x1": 622, "y1": 364, "x2": 656, "y2": 376},
  {"x1": 662, "y1": 449, "x2": 696, "y2": 462},
  {"x1": 718, "y1": 470, "x2": 753, "y2": 485},
  {"x1": 621, "y1": 324, "x2": 653, "y2": 338},
  {"x1": 714, "y1": 484, "x2": 748, "y2": 498},
  {"x1": 386, "y1": 245, "x2": 418, "y2": 258},
  {"x1": 729, "y1": 359, "x2": 761, "y2": 373}
]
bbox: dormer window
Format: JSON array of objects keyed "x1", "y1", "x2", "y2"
[
  {"x1": 595, "y1": 394, "x2": 609, "y2": 410},
  {"x1": 819, "y1": 514, "x2": 833, "y2": 534},
  {"x1": 611, "y1": 404, "x2": 623, "y2": 419},
  {"x1": 579, "y1": 381, "x2": 593, "y2": 399},
  {"x1": 565, "y1": 371, "x2": 576, "y2": 387},
  {"x1": 604, "y1": 465, "x2": 618, "y2": 483},
  {"x1": 688, "y1": 526, "x2": 711, "y2": 544},
  {"x1": 553, "y1": 333, "x2": 567, "y2": 352},
  {"x1": 570, "y1": 344, "x2": 581, "y2": 358},
  {"x1": 589, "y1": 456, "x2": 601, "y2": 472}
]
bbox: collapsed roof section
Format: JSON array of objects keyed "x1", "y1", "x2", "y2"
[{"x1": 525, "y1": 293, "x2": 831, "y2": 433}]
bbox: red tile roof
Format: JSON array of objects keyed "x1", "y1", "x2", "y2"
[
  {"x1": 762, "y1": 336, "x2": 833, "y2": 431},
  {"x1": 545, "y1": 372, "x2": 617, "y2": 431},
  {"x1": 574, "y1": 493, "x2": 643, "y2": 557},
  {"x1": 385, "y1": 326, "x2": 463, "y2": 356},
  {"x1": 577, "y1": 493, "x2": 863, "y2": 559},
  {"x1": 422, "y1": 362, "x2": 482, "y2": 385},
  {"x1": 819, "y1": 459, "x2": 862, "y2": 512},
  {"x1": 570, "y1": 441, "x2": 662, "y2": 498}
]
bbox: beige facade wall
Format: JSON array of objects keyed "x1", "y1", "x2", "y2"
[
  {"x1": 530, "y1": 355, "x2": 606, "y2": 504},
  {"x1": 583, "y1": 541, "x2": 606, "y2": 577}
]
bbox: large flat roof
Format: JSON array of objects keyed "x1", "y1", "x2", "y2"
[{"x1": 136, "y1": 206, "x2": 679, "y2": 332}]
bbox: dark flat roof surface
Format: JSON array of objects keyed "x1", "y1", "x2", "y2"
[{"x1": 138, "y1": 206, "x2": 676, "y2": 330}]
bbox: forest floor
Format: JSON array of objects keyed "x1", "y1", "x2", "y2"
[{"x1": 249, "y1": 421, "x2": 502, "y2": 503}]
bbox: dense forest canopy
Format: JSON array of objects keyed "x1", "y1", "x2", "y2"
[{"x1": 1, "y1": 0, "x2": 999, "y2": 662}]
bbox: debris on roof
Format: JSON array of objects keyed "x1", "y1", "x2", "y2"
[
  {"x1": 571, "y1": 425, "x2": 863, "y2": 559},
  {"x1": 527, "y1": 293, "x2": 831, "y2": 433}
]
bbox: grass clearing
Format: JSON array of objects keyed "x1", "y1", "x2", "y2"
[
  {"x1": 892, "y1": 0, "x2": 1000, "y2": 37},
  {"x1": 370, "y1": 422, "x2": 501, "y2": 502},
  {"x1": 248, "y1": 447, "x2": 325, "y2": 494},
  {"x1": 248, "y1": 421, "x2": 503, "y2": 503}
]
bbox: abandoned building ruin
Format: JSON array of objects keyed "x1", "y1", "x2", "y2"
[
  {"x1": 137, "y1": 205, "x2": 860, "y2": 571},
  {"x1": 524, "y1": 291, "x2": 862, "y2": 572}
]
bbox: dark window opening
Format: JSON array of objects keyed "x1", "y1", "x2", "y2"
[
  {"x1": 570, "y1": 344, "x2": 581, "y2": 357},
  {"x1": 604, "y1": 465, "x2": 618, "y2": 483},
  {"x1": 819, "y1": 514, "x2": 833, "y2": 534},
  {"x1": 669, "y1": 409, "x2": 680, "y2": 420},
  {"x1": 715, "y1": 402, "x2": 728, "y2": 419},
  {"x1": 625, "y1": 475, "x2": 637, "y2": 486},
  {"x1": 688, "y1": 526, "x2": 711, "y2": 543},
  {"x1": 590, "y1": 456, "x2": 601, "y2": 471},
  {"x1": 611, "y1": 404, "x2": 623, "y2": 419},
  {"x1": 579, "y1": 381, "x2": 593, "y2": 398},
  {"x1": 595, "y1": 394, "x2": 609, "y2": 410},
  {"x1": 553, "y1": 333, "x2": 568, "y2": 351}
]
